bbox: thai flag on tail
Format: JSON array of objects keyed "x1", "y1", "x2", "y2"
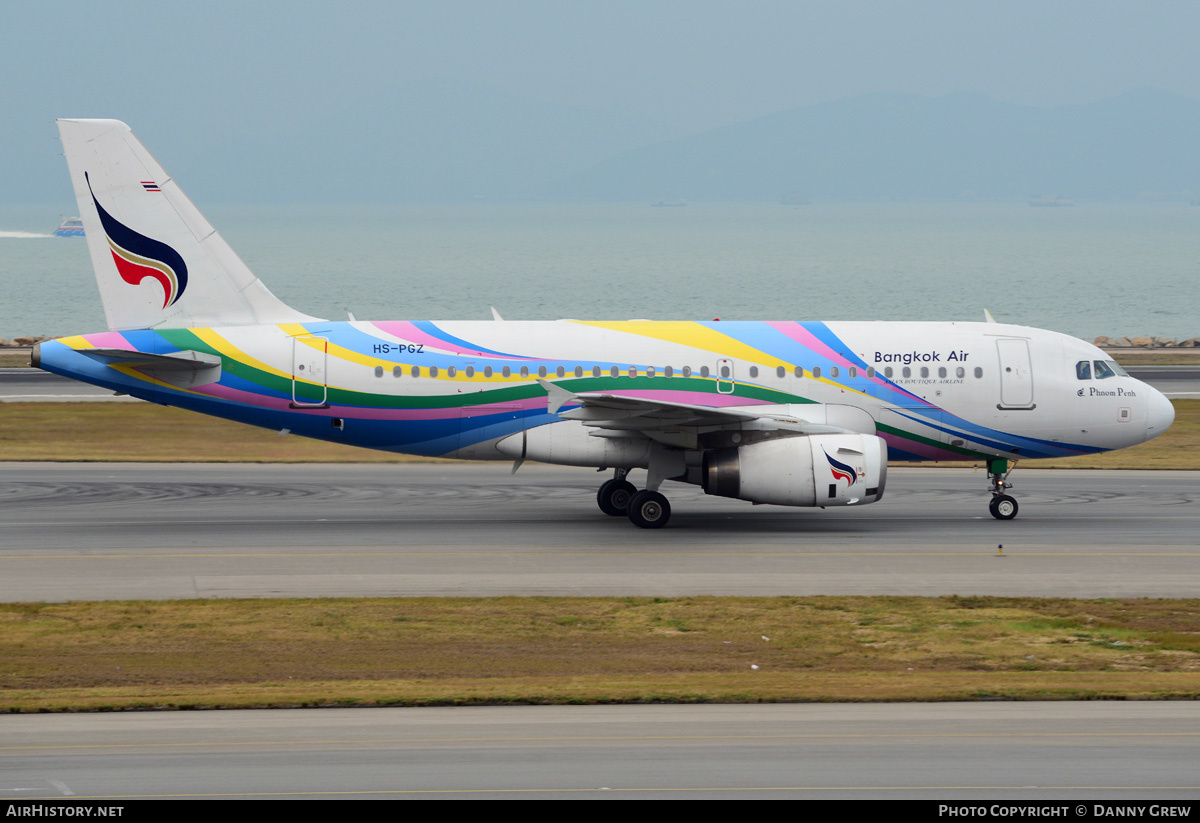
[{"x1": 141, "y1": 181, "x2": 161, "y2": 192}]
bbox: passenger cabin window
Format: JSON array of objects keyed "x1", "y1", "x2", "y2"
[
  {"x1": 483, "y1": 366, "x2": 492, "y2": 377},
  {"x1": 502, "y1": 366, "x2": 511, "y2": 377},
  {"x1": 393, "y1": 366, "x2": 402, "y2": 377},
  {"x1": 866, "y1": 367, "x2": 875, "y2": 378},
  {"x1": 592, "y1": 366, "x2": 600, "y2": 377},
  {"x1": 647, "y1": 367, "x2": 656, "y2": 377},
  {"x1": 664, "y1": 366, "x2": 673, "y2": 377},
  {"x1": 794, "y1": 366, "x2": 803, "y2": 378},
  {"x1": 682, "y1": 366, "x2": 692, "y2": 377},
  {"x1": 628, "y1": 367, "x2": 637, "y2": 377},
  {"x1": 748, "y1": 366, "x2": 758, "y2": 378},
  {"x1": 700, "y1": 366, "x2": 710, "y2": 377},
  {"x1": 812, "y1": 366, "x2": 822, "y2": 378},
  {"x1": 902, "y1": 367, "x2": 911, "y2": 378},
  {"x1": 430, "y1": 366, "x2": 439, "y2": 378},
  {"x1": 830, "y1": 366, "x2": 839, "y2": 378},
  {"x1": 777, "y1": 366, "x2": 786, "y2": 378},
  {"x1": 919, "y1": 367, "x2": 928, "y2": 378},
  {"x1": 520, "y1": 366, "x2": 529, "y2": 378},
  {"x1": 447, "y1": 366, "x2": 457, "y2": 377},
  {"x1": 1076, "y1": 360, "x2": 1092, "y2": 380},
  {"x1": 538, "y1": 366, "x2": 547, "y2": 378},
  {"x1": 974, "y1": 367, "x2": 983, "y2": 378},
  {"x1": 411, "y1": 366, "x2": 420, "y2": 378},
  {"x1": 374, "y1": 366, "x2": 384, "y2": 378},
  {"x1": 937, "y1": 367, "x2": 946, "y2": 378},
  {"x1": 465, "y1": 366, "x2": 475, "y2": 377},
  {"x1": 720, "y1": 365, "x2": 730, "y2": 378},
  {"x1": 610, "y1": 366, "x2": 619, "y2": 378},
  {"x1": 556, "y1": 366, "x2": 565, "y2": 378},
  {"x1": 574, "y1": 366, "x2": 583, "y2": 378},
  {"x1": 884, "y1": 366, "x2": 893, "y2": 378},
  {"x1": 956, "y1": 367, "x2": 965, "y2": 378},
  {"x1": 849, "y1": 367, "x2": 858, "y2": 378}
]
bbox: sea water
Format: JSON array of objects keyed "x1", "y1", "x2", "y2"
[{"x1": 1, "y1": 201, "x2": 1197, "y2": 341}]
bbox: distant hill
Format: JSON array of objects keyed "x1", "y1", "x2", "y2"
[{"x1": 547, "y1": 89, "x2": 1200, "y2": 201}]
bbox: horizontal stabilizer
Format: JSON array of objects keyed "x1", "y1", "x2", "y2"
[{"x1": 79, "y1": 348, "x2": 222, "y2": 388}]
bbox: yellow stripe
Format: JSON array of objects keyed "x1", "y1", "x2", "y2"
[
  {"x1": 572, "y1": 321, "x2": 789, "y2": 369},
  {"x1": 191, "y1": 328, "x2": 292, "y2": 381},
  {"x1": 57, "y1": 335, "x2": 94, "y2": 351},
  {"x1": 572, "y1": 321, "x2": 870, "y2": 397},
  {"x1": 107, "y1": 363, "x2": 205, "y2": 395}
]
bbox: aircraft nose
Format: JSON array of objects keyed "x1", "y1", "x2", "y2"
[{"x1": 1145, "y1": 387, "x2": 1175, "y2": 442}]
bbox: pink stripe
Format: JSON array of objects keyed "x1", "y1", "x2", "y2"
[
  {"x1": 880, "y1": 432, "x2": 970, "y2": 462},
  {"x1": 765, "y1": 321, "x2": 847, "y2": 365},
  {"x1": 766, "y1": 321, "x2": 927, "y2": 405},
  {"x1": 370, "y1": 321, "x2": 530, "y2": 359},
  {"x1": 81, "y1": 331, "x2": 134, "y2": 349}
]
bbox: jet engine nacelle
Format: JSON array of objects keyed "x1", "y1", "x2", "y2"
[{"x1": 703, "y1": 433, "x2": 887, "y2": 507}]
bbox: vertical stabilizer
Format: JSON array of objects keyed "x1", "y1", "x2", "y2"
[{"x1": 57, "y1": 119, "x2": 321, "y2": 330}]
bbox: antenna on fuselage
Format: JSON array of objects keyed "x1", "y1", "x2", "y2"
[{"x1": 983, "y1": 309, "x2": 997, "y2": 323}]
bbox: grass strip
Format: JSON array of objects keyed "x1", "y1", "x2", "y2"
[
  {"x1": 1, "y1": 401, "x2": 1196, "y2": 468},
  {"x1": 2, "y1": 596, "x2": 1198, "y2": 712},
  {"x1": 0, "y1": 352, "x2": 32, "y2": 367}
]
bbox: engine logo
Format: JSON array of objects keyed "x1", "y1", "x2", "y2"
[{"x1": 823, "y1": 448, "x2": 859, "y2": 486}]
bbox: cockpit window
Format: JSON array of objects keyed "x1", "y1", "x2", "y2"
[
  {"x1": 1076, "y1": 360, "x2": 1092, "y2": 380},
  {"x1": 1093, "y1": 360, "x2": 1117, "y2": 380},
  {"x1": 1107, "y1": 360, "x2": 1129, "y2": 377}
]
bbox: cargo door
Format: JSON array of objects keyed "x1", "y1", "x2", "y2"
[{"x1": 291, "y1": 336, "x2": 329, "y2": 408}]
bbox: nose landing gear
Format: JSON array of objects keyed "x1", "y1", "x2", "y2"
[{"x1": 987, "y1": 458, "x2": 1019, "y2": 520}]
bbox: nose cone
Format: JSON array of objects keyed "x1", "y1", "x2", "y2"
[{"x1": 1145, "y1": 388, "x2": 1175, "y2": 442}]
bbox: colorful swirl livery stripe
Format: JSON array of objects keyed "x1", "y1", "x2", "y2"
[
  {"x1": 44, "y1": 320, "x2": 1105, "y2": 461},
  {"x1": 86, "y1": 172, "x2": 188, "y2": 308}
]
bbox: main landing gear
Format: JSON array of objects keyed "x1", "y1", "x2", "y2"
[
  {"x1": 596, "y1": 469, "x2": 672, "y2": 529},
  {"x1": 987, "y1": 458, "x2": 1018, "y2": 520}
]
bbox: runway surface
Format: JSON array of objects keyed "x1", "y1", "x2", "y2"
[
  {"x1": 2, "y1": 703, "x2": 1197, "y2": 800},
  {"x1": 0, "y1": 368, "x2": 135, "y2": 402},
  {"x1": 2, "y1": 462, "x2": 1197, "y2": 601},
  {"x1": 3, "y1": 364, "x2": 1199, "y2": 399}
]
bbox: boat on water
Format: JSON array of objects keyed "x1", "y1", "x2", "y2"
[{"x1": 54, "y1": 216, "x2": 84, "y2": 237}]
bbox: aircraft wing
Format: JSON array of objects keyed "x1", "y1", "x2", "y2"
[{"x1": 539, "y1": 379, "x2": 852, "y2": 440}]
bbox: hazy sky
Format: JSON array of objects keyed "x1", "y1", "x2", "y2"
[{"x1": 3, "y1": 1, "x2": 1200, "y2": 201}]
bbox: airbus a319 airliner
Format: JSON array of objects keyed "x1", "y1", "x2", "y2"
[{"x1": 34, "y1": 119, "x2": 1175, "y2": 528}]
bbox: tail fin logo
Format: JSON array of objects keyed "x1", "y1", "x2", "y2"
[
  {"x1": 86, "y1": 172, "x2": 188, "y2": 308},
  {"x1": 823, "y1": 448, "x2": 859, "y2": 486}
]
